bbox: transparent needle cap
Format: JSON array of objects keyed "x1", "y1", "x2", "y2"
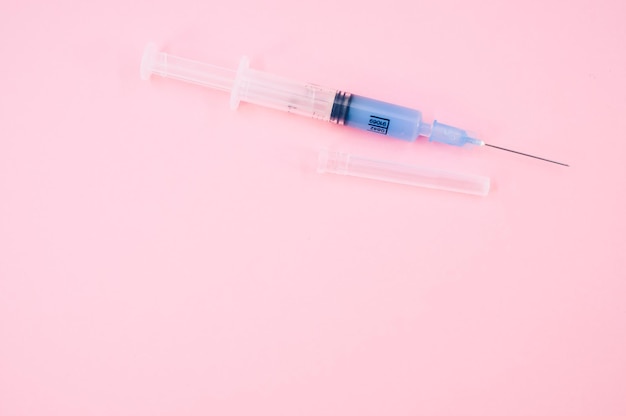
[{"x1": 317, "y1": 149, "x2": 490, "y2": 196}]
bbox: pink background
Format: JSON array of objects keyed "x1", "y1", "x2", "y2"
[{"x1": 1, "y1": 0, "x2": 625, "y2": 415}]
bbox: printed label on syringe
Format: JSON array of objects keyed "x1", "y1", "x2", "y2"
[{"x1": 368, "y1": 116, "x2": 389, "y2": 135}]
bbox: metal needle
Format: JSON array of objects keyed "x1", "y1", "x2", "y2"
[{"x1": 484, "y1": 143, "x2": 569, "y2": 167}]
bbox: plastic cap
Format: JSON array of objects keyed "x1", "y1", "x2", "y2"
[{"x1": 318, "y1": 149, "x2": 490, "y2": 196}]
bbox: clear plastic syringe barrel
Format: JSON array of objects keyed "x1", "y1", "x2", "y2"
[
  {"x1": 141, "y1": 43, "x2": 336, "y2": 120},
  {"x1": 141, "y1": 44, "x2": 484, "y2": 145},
  {"x1": 231, "y1": 63, "x2": 336, "y2": 120}
]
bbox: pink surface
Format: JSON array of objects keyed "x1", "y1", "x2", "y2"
[{"x1": 1, "y1": 0, "x2": 625, "y2": 415}]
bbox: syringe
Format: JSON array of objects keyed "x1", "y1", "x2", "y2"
[{"x1": 140, "y1": 43, "x2": 567, "y2": 167}]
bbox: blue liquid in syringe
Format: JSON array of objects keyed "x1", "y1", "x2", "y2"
[
  {"x1": 330, "y1": 92, "x2": 422, "y2": 141},
  {"x1": 344, "y1": 95, "x2": 422, "y2": 141}
]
